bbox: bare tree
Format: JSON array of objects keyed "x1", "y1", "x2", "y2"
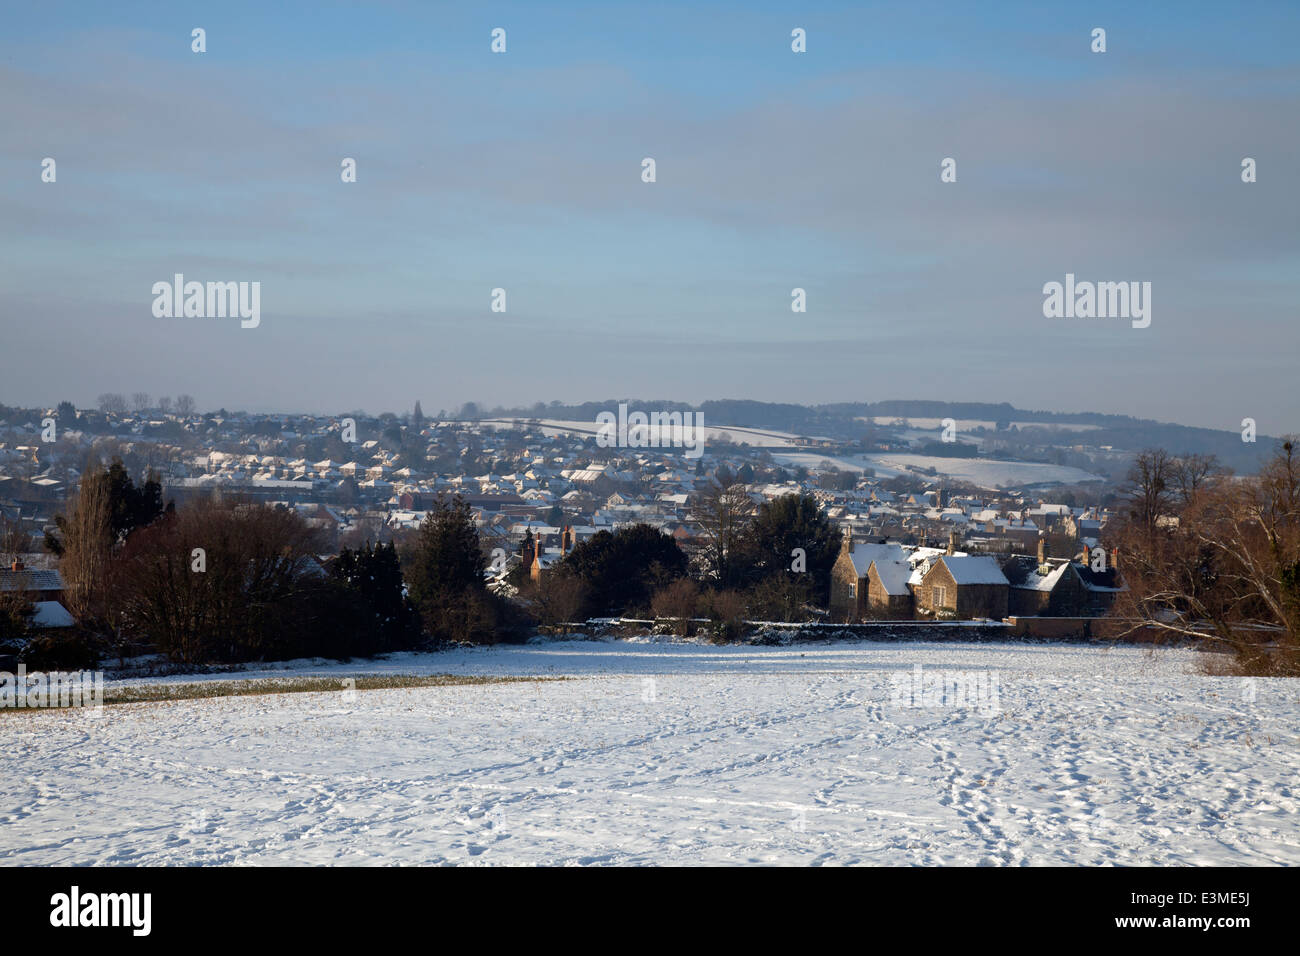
[
  {"x1": 525, "y1": 572, "x2": 589, "y2": 627},
  {"x1": 701, "y1": 588, "x2": 747, "y2": 642},
  {"x1": 131, "y1": 392, "x2": 151, "y2": 413},
  {"x1": 651, "y1": 577, "x2": 700, "y2": 635},
  {"x1": 175, "y1": 394, "x2": 196, "y2": 417},
  {"x1": 0, "y1": 516, "x2": 33, "y2": 564},
  {"x1": 1114, "y1": 439, "x2": 1300, "y2": 675},
  {"x1": 116, "y1": 497, "x2": 324, "y2": 663},
  {"x1": 1171, "y1": 453, "x2": 1225, "y2": 508},
  {"x1": 1122, "y1": 448, "x2": 1175, "y2": 531},
  {"x1": 692, "y1": 472, "x2": 753, "y2": 586},
  {"x1": 48, "y1": 470, "x2": 115, "y2": 622},
  {"x1": 97, "y1": 393, "x2": 128, "y2": 415},
  {"x1": 157, "y1": 395, "x2": 173, "y2": 415}
]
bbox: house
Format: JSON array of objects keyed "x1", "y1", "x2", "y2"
[
  {"x1": 1004, "y1": 559, "x2": 1089, "y2": 616},
  {"x1": 1003, "y1": 540, "x2": 1124, "y2": 616},
  {"x1": 398, "y1": 491, "x2": 427, "y2": 511},
  {"x1": 865, "y1": 555, "x2": 914, "y2": 616},
  {"x1": 529, "y1": 526, "x2": 576, "y2": 583},
  {"x1": 829, "y1": 530, "x2": 911, "y2": 620},
  {"x1": 0, "y1": 561, "x2": 65, "y2": 603},
  {"x1": 0, "y1": 561, "x2": 73, "y2": 628},
  {"x1": 1075, "y1": 545, "x2": 1125, "y2": 614},
  {"x1": 916, "y1": 555, "x2": 1009, "y2": 619}
]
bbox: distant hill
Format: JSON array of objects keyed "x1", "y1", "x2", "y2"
[{"x1": 477, "y1": 399, "x2": 1280, "y2": 475}]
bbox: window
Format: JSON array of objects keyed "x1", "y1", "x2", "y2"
[{"x1": 934, "y1": 585, "x2": 947, "y2": 607}]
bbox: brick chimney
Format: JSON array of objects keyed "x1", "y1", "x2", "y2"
[
  {"x1": 1111, "y1": 547, "x2": 1118, "y2": 572},
  {"x1": 10, "y1": 559, "x2": 22, "y2": 572},
  {"x1": 1036, "y1": 535, "x2": 1046, "y2": 565},
  {"x1": 561, "y1": 525, "x2": 573, "y2": 554},
  {"x1": 946, "y1": 529, "x2": 960, "y2": 555}
]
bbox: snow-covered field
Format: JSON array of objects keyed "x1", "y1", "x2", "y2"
[
  {"x1": 477, "y1": 417, "x2": 817, "y2": 449},
  {"x1": 862, "y1": 416, "x2": 1102, "y2": 434},
  {"x1": 773, "y1": 451, "x2": 1101, "y2": 488},
  {"x1": 2, "y1": 640, "x2": 1297, "y2": 866}
]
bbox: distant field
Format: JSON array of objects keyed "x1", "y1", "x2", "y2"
[
  {"x1": 862, "y1": 416, "x2": 1102, "y2": 433},
  {"x1": 476, "y1": 416, "x2": 1103, "y2": 487},
  {"x1": 477, "y1": 417, "x2": 818, "y2": 448},
  {"x1": 772, "y1": 451, "x2": 1102, "y2": 488}
]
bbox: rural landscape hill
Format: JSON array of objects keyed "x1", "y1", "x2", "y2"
[{"x1": 473, "y1": 398, "x2": 1274, "y2": 476}]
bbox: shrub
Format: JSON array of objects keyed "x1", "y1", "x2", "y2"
[
  {"x1": 20, "y1": 630, "x2": 100, "y2": 671},
  {"x1": 115, "y1": 497, "x2": 325, "y2": 664},
  {"x1": 650, "y1": 578, "x2": 700, "y2": 636}
]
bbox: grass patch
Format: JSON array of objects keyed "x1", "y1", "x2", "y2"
[{"x1": 2, "y1": 674, "x2": 566, "y2": 712}]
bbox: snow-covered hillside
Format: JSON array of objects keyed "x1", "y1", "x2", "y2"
[
  {"x1": 2, "y1": 641, "x2": 1295, "y2": 866},
  {"x1": 478, "y1": 418, "x2": 817, "y2": 449},
  {"x1": 773, "y1": 451, "x2": 1101, "y2": 489}
]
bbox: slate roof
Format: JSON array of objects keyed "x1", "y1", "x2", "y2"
[{"x1": 0, "y1": 568, "x2": 64, "y2": 593}]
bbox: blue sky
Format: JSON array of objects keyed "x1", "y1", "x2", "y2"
[{"x1": 2, "y1": 1, "x2": 1298, "y2": 429}]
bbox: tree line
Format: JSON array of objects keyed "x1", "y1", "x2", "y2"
[
  {"x1": 516, "y1": 467, "x2": 840, "y2": 639},
  {"x1": 5, "y1": 460, "x2": 851, "y2": 667}
]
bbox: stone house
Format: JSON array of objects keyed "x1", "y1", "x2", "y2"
[
  {"x1": 916, "y1": 555, "x2": 1009, "y2": 619},
  {"x1": 829, "y1": 532, "x2": 912, "y2": 620}
]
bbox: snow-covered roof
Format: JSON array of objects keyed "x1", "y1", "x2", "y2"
[
  {"x1": 1013, "y1": 561, "x2": 1074, "y2": 592},
  {"x1": 844, "y1": 543, "x2": 904, "y2": 578},
  {"x1": 869, "y1": 557, "x2": 913, "y2": 596},
  {"x1": 32, "y1": 601, "x2": 75, "y2": 627},
  {"x1": 938, "y1": 555, "x2": 1008, "y2": 586}
]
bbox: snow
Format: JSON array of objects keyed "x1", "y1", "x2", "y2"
[
  {"x1": 773, "y1": 451, "x2": 1101, "y2": 489},
  {"x1": 844, "y1": 542, "x2": 907, "y2": 578},
  {"x1": 939, "y1": 555, "x2": 1009, "y2": 585},
  {"x1": 869, "y1": 559, "x2": 913, "y2": 596},
  {"x1": 31, "y1": 601, "x2": 76, "y2": 628},
  {"x1": 479, "y1": 418, "x2": 817, "y2": 449},
  {"x1": 1, "y1": 640, "x2": 1296, "y2": 866},
  {"x1": 862, "y1": 416, "x2": 1102, "y2": 434},
  {"x1": 1016, "y1": 562, "x2": 1073, "y2": 593}
]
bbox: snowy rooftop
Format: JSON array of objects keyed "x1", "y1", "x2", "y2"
[
  {"x1": 869, "y1": 557, "x2": 913, "y2": 596},
  {"x1": 938, "y1": 555, "x2": 1009, "y2": 586}
]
